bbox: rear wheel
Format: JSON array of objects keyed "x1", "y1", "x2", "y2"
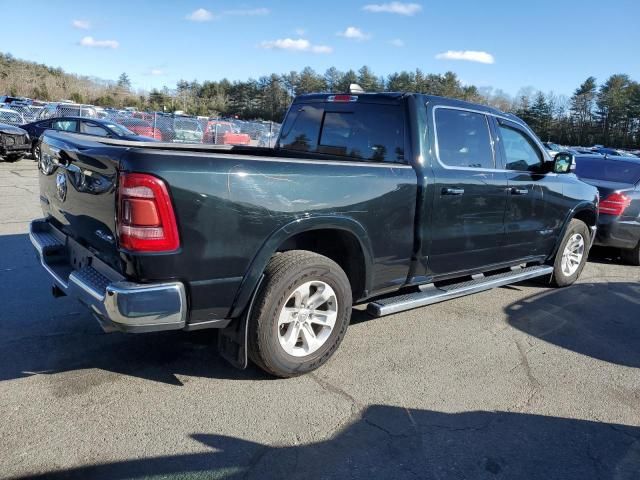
[
  {"x1": 620, "y1": 242, "x2": 640, "y2": 266},
  {"x1": 248, "y1": 250, "x2": 352, "y2": 378},
  {"x1": 550, "y1": 219, "x2": 590, "y2": 287}
]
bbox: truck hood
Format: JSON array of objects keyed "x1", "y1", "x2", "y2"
[{"x1": 0, "y1": 123, "x2": 27, "y2": 135}]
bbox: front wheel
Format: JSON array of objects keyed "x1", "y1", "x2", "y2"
[
  {"x1": 550, "y1": 219, "x2": 590, "y2": 287},
  {"x1": 248, "y1": 250, "x2": 352, "y2": 378}
]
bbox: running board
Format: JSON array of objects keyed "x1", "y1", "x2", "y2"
[{"x1": 366, "y1": 265, "x2": 553, "y2": 317}]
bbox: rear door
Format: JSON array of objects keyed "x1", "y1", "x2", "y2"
[{"x1": 427, "y1": 106, "x2": 508, "y2": 276}]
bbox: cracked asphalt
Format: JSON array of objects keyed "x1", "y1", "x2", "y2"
[{"x1": 1, "y1": 160, "x2": 639, "y2": 479}]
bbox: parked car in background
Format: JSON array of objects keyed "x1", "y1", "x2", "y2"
[
  {"x1": 543, "y1": 142, "x2": 564, "y2": 157},
  {"x1": 575, "y1": 155, "x2": 640, "y2": 264},
  {"x1": 31, "y1": 91, "x2": 598, "y2": 377},
  {"x1": 21, "y1": 116, "x2": 158, "y2": 158},
  {"x1": 171, "y1": 116, "x2": 203, "y2": 143},
  {"x1": 117, "y1": 118, "x2": 163, "y2": 140},
  {"x1": 0, "y1": 108, "x2": 26, "y2": 126},
  {"x1": 592, "y1": 147, "x2": 629, "y2": 157},
  {"x1": 36, "y1": 102, "x2": 98, "y2": 120},
  {"x1": 0, "y1": 123, "x2": 30, "y2": 162},
  {"x1": 203, "y1": 121, "x2": 251, "y2": 145}
]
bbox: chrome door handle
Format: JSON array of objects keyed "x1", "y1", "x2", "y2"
[
  {"x1": 510, "y1": 187, "x2": 529, "y2": 195},
  {"x1": 442, "y1": 187, "x2": 465, "y2": 196}
]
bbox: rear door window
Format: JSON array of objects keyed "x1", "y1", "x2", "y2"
[
  {"x1": 434, "y1": 108, "x2": 494, "y2": 169},
  {"x1": 279, "y1": 102, "x2": 405, "y2": 163},
  {"x1": 51, "y1": 120, "x2": 78, "y2": 132}
]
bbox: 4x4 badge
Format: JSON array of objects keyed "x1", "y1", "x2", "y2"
[{"x1": 56, "y1": 172, "x2": 67, "y2": 202}]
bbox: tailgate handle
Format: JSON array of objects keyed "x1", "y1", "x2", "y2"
[{"x1": 442, "y1": 187, "x2": 465, "y2": 196}]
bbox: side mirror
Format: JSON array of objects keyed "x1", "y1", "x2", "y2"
[{"x1": 553, "y1": 152, "x2": 574, "y2": 174}]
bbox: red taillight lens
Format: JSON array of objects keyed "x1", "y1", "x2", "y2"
[
  {"x1": 327, "y1": 94, "x2": 358, "y2": 102},
  {"x1": 117, "y1": 173, "x2": 180, "y2": 252},
  {"x1": 598, "y1": 192, "x2": 631, "y2": 216}
]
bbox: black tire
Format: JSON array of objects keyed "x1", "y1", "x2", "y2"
[
  {"x1": 550, "y1": 219, "x2": 590, "y2": 287},
  {"x1": 1, "y1": 154, "x2": 23, "y2": 163},
  {"x1": 32, "y1": 143, "x2": 41, "y2": 161},
  {"x1": 248, "y1": 250, "x2": 352, "y2": 378},
  {"x1": 620, "y1": 242, "x2": 640, "y2": 266}
]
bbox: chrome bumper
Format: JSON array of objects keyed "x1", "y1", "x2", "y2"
[{"x1": 29, "y1": 219, "x2": 187, "y2": 333}]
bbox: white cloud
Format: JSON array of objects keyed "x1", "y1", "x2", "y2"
[
  {"x1": 72, "y1": 19, "x2": 91, "y2": 30},
  {"x1": 362, "y1": 2, "x2": 422, "y2": 15},
  {"x1": 295, "y1": 28, "x2": 306, "y2": 36},
  {"x1": 337, "y1": 26, "x2": 371, "y2": 41},
  {"x1": 223, "y1": 8, "x2": 269, "y2": 15},
  {"x1": 186, "y1": 8, "x2": 214, "y2": 22},
  {"x1": 79, "y1": 36, "x2": 119, "y2": 49},
  {"x1": 435, "y1": 50, "x2": 495, "y2": 64},
  {"x1": 390, "y1": 38, "x2": 404, "y2": 47},
  {"x1": 149, "y1": 68, "x2": 165, "y2": 76},
  {"x1": 260, "y1": 38, "x2": 332, "y2": 54}
]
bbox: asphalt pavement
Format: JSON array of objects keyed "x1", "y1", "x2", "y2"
[{"x1": 1, "y1": 159, "x2": 639, "y2": 479}]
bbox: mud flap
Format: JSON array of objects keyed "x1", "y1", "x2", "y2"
[{"x1": 217, "y1": 275, "x2": 264, "y2": 370}]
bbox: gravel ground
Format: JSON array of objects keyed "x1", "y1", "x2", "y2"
[{"x1": 1, "y1": 159, "x2": 639, "y2": 479}]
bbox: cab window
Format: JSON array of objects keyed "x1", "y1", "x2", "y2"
[
  {"x1": 498, "y1": 124, "x2": 543, "y2": 172},
  {"x1": 278, "y1": 103, "x2": 405, "y2": 163},
  {"x1": 435, "y1": 108, "x2": 494, "y2": 169}
]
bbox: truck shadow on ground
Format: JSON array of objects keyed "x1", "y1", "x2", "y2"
[
  {"x1": 13, "y1": 404, "x2": 640, "y2": 480},
  {"x1": 506, "y1": 281, "x2": 640, "y2": 368},
  {"x1": 0, "y1": 233, "x2": 270, "y2": 385}
]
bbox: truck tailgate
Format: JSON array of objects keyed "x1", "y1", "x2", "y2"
[{"x1": 38, "y1": 135, "x2": 122, "y2": 271}]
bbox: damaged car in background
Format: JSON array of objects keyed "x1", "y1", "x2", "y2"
[{"x1": 0, "y1": 123, "x2": 30, "y2": 162}]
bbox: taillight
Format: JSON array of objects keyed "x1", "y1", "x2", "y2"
[
  {"x1": 327, "y1": 95, "x2": 358, "y2": 102},
  {"x1": 598, "y1": 192, "x2": 631, "y2": 216},
  {"x1": 117, "y1": 173, "x2": 180, "y2": 252}
]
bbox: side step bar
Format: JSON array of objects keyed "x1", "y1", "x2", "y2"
[{"x1": 366, "y1": 265, "x2": 553, "y2": 317}]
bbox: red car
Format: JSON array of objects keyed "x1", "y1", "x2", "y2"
[
  {"x1": 119, "y1": 118, "x2": 163, "y2": 140},
  {"x1": 203, "y1": 121, "x2": 251, "y2": 145}
]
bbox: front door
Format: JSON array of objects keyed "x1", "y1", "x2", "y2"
[
  {"x1": 427, "y1": 107, "x2": 509, "y2": 277},
  {"x1": 494, "y1": 118, "x2": 556, "y2": 259}
]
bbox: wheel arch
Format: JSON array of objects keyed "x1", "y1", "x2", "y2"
[
  {"x1": 548, "y1": 202, "x2": 597, "y2": 261},
  {"x1": 228, "y1": 215, "x2": 374, "y2": 318}
]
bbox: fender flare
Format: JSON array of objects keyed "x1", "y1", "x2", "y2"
[
  {"x1": 548, "y1": 202, "x2": 598, "y2": 261},
  {"x1": 228, "y1": 215, "x2": 375, "y2": 318}
]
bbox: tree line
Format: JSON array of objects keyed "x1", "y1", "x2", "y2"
[{"x1": 1, "y1": 52, "x2": 638, "y2": 148}]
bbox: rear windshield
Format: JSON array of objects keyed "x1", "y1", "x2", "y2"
[
  {"x1": 575, "y1": 158, "x2": 640, "y2": 184},
  {"x1": 278, "y1": 102, "x2": 405, "y2": 163}
]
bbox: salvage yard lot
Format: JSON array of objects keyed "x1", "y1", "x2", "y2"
[{"x1": 1, "y1": 160, "x2": 639, "y2": 479}]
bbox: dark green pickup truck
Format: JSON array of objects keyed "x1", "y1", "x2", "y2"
[{"x1": 30, "y1": 91, "x2": 598, "y2": 377}]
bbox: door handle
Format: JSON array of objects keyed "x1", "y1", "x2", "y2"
[
  {"x1": 510, "y1": 187, "x2": 529, "y2": 195},
  {"x1": 442, "y1": 187, "x2": 465, "y2": 196}
]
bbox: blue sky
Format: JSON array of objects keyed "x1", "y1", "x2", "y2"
[{"x1": 1, "y1": 0, "x2": 638, "y2": 97}]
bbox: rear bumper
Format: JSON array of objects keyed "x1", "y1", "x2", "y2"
[
  {"x1": 594, "y1": 216, "x2": 640, "y2": 250},
  {"x1": 29, "y1": 219, "x2": 187, "y2": 333}
]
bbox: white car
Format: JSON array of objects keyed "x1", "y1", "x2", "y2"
[{"x1": 0, "y1": 108, "x2": 25, "y2": 126}]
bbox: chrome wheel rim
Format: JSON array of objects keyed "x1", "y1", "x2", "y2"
[
  {"x1": 277, "y1": 280, "x2": 338, "y2": 357},
  {"x1": 561, "y1": 233, "x2": 585, "y2": 276}
]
